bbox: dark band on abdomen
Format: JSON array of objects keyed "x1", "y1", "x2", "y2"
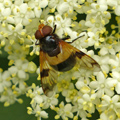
[{"x1": 51, "y1": 54, "x2": 76, "y2": 72}]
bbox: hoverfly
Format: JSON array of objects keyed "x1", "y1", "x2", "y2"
[{"x1": 35, "y1": 23, "x2": 101, "y2": 96}]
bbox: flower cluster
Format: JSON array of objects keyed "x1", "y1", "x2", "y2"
[{"x1": 0, "y1": 0, "x2": 120, "y2": 120}]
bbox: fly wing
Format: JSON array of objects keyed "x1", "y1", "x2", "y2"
[
  {"x1": 59, "y1": 40, "x2": 101, "y2": 72},
  {"x1": 40, "y1": 49, "x2": 58, "y2": 97}
]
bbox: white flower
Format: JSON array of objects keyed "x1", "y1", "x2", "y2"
[
  {"x1": 109, "y1": 71, "x2": 120, "y2": 94},
  {"x1": 72, "y1": 93, "x2": 99, "y2": 119},
  {"x1": 109, "y1": 53, "x2": 120, "y2": 72},
  {"x1": 46, "y1": 16, "x2": 54, "y2": 27},
  {"x1": 0, "y1": 88, "x2": 19, "y2": 105},
  {"x1": 107, "y1": 0, "x2": 120, "y2": 16},
  {"x1": 0, "y1": 3, "x2": 11, "y2": 22},
  {"x1": 27, "y1": 85, "x2": 43, "y2": 108},
  {"x1": 12, "y1": 77, "x2": 28, "y2": 94},
  {"x1": 87, "y1": 32, "x2": 100, "y2": 47},
  {"x1": 65, "y1": 88, "x2": 79, "y2": 102},
  {"x1": 33, "y1": 104, "x2": 48, "y2": 118},
  {"x1": 42, "y1": 95, "x2": 58, "y2": 109},
  {"x1": 14, "y1": 0, "x2": 24, "y2": 6},
  {"x1": 27, "y1": 34, "x2": 40, "y2": 56},
  {"x1": 72, "y1": 20, "x2": 88, "y2": 33},
  {"x1": 57, "y1": 2, "x2": 70, "y2": 14},
  {"x1": 54, "y1": 14, "x2": 73, "y2": 38},
  {"x1": 54, "y1": 101, "x2": 73, "y2": 120},
  {"x1": 97, "y1": 0, "x2": 107, "y2": 5},
  {"x1": 57, "y1": 0, "x2": 81, "y2": 15},
  {"x1": 85, "y1": 2, "x2": 110, "y2": 33},
  {"x1": 94, "y1": 55, "x2": 110, "y2": 73},
  {"x1": 75, "y1": 77, "x2": 90, "y2": 94},
  {"x1": 3, "y1": 0, "x2": 12, "y2": 7},
  {"x1": 98, "y1": 95, "x2": 120, "y2": 118},
  {"x1": 13, "y1": 3, "x2": 35, "y2": 25},
  {"x1": 28, "y1": 0, "x2": 48, "y2": 18},
  {"x1": 90, "y1": 72, "x2": 114, "y2": 97},
  {"x1": 4, "y1": 43, "x2": 29, "y2": 60},
  {"x1": 100, "y1": 46, "x2": 115, "y2": 56},
  {"x1": 48, "y1": 0, "x2": 64, "y2": 12},
  {"x1": 25, "y1": 18, "x2": 39, "y2": 35},
  {"x1": 72, "y1": 103, "x2": 88, "y2": 119},
  {"x1": 27, "y1": 85, "x2": 57, "y2": 118},
  {"x1": 28, "y1": 62, "x2": 37, "y2": 73},
  {"x1": 0, "y1": 23, "x2": 26, "y2": 42},
  {"x1": 48, "y1": 0, "x2": 63, "y2": 8},
  {"x1": 8, "y1": 23, "x2": 26, "y2": 36},
  {"x1": 57, "y1": 78, "x2": 74, "y2": 96},
  {"x1": 99, "y1": 111, "x2": 116, "y2": 120},
  {"x1": 73, "y1": 67, "x2": 93, "y2": 81},
  {"x1": 8, "y1": 59, "x2": 28, "y2": 79},
  {"x1": 0, "y1": 70, "x2": 11, "y2": 93}
]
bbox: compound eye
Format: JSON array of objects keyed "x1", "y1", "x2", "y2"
[
  {"x1": 42, "y1": 26, "x2": 52, "y2": 36},
  {"x1": 35, "y1": 30, "x2": 42, "y2": 39}
]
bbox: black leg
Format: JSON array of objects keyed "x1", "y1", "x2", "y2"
[
  {"x1": 62, "y1": 36, "x2": 70, "y2": 41},
  {"x1": 52, "y1": 25, "x2": 57, "y2": 33},
  {"x1": 67, "y1": 34, "x2": 85, "y2": 43}
]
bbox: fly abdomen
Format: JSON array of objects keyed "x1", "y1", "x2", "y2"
[{"x1": 51, "y1": 54, "x2": 76, "y2": 72}]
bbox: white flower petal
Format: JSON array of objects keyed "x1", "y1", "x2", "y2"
[
  {"x1": 39, "y1": 0, "x2": 48, "y2": 8},
  {"x1": 106, "y1": 78, "x2": 117, "y2": 87},
  {"x1": 107, "y1": 0, "x2": 117, "y2": 6},
  {"x1": 112, "y1": 71, "x2": 120, "y2": 79},
  {"x1": 51, "y1": 98, "x2": 58, "y2": 105},
  {"x1": 115, "y1": 5, "x2": 120, "y2": 16},
  {"x1": 82, "y1": 94, "x2": 90, "y2": 101},
  {"x1": 34, "y1": 7, "x2": 42, "y2": 18},
  {"x1": 8, "y1": 66, "x2": 18, "y2": 74},
  {"x1": 102, "y1": 95, "x2": 111, "y2": 103},
  {"x1": 100, "y1": 112, "x2": 108, "y2": 119},
  {"x1": 97, "y1": 0, "x2": 107, "y2": 5},
  {"x1": 97, "y1": 72, "x2": 105, "y2": 82},
  {"x1": 105, "y1": 88, "x2": 114, "y2": 96},
  {"x1": 89, "y1": 81, "x2": 98, "y2": 88},
  {"x1": 2, "y1": 71, "x2": 10, "y2": 80},
  {"x1": 64, "y1": 104, "x2": 72, "y2": 111},
  {"x1": 115, "y1": 83, "x2": 120, "y2": 94},
  {"x1": 7, "y1": 17, "x2": 15, "y2": 24},
  {"x1": 75, "y1": 81, "x2": 84, "y2": 89},
  {"x1": 97, "y1": 89, "x2": 104, "y2": 97},
  {"x1": 99, "y1": 47, "x2": 108, "y2": 55},
  {"x1": 14, "y1": 0, "x2": 23, "y2": 5},
  {"x1": 57, "y1": 2, "x2": 69, "y2": 14},
  {"x1": 0, "y1": 85, "x2": 4, "y2": 93},
  {"x1": 34, "y1": 95, "x2": 43, "y2": 104},
  {"x1": 22, "y1": 18, "x2": 30, "y2": 26},
  {"x1": 115, "y1": 103, "x2": 120, "y2": 108},
  {"x1": 2, "y1": 8, "x2": 11, "y2": 16},
  {"x1": 112, "y1": 95, "x2": 119, "y2": 103},
  {"x1": 15, "y1": 23, "x2": 23, "y2": 32},
  {"x1": 15, "y1": 59, "x2": 23, "y2": 67},
  {"x1": 18, "y1": 70, "x2": 26, "y2": 79},
  {"x1": 40, "y1": 111, "x2": 48, "y2": 118},
  {"x1": 109, "y1": 59, "x2": 119, "y2": 66},
  {"x1": 20, "y1": 3, "x2": 28, "y2": 13}
]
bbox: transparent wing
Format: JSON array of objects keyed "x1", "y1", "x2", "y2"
[
  {"x1": 59, "y1": 40, "x2": 101, "y2": 72},
  {"x1": 40, "y1": 50, "x2": 58, "y2": 97}
]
